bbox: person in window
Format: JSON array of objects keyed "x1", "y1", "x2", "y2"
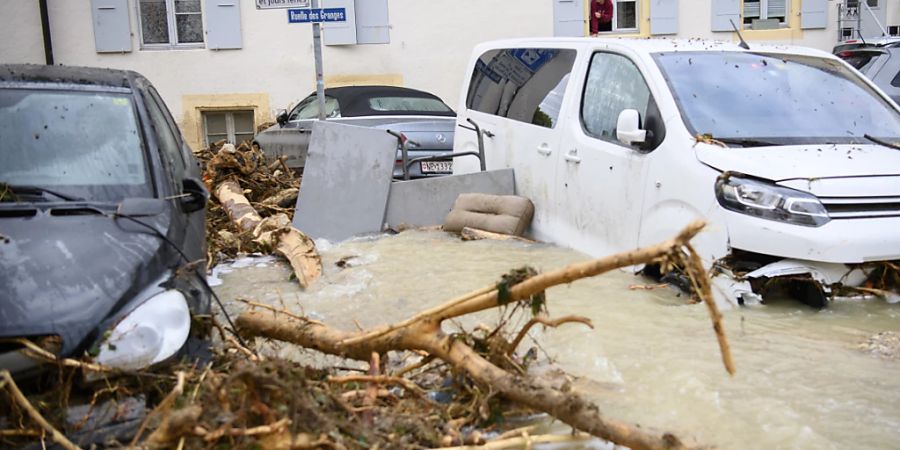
[{"x1": 590, "y1": 0, "x2": 614, "y2": 35}]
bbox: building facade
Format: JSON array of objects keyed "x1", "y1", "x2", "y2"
[{"x1": 2, "y1": 0, "x2": 898, "y2": 151}]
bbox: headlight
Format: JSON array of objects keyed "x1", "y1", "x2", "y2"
[
  {"x1": 94, "y1": 290, "x2": 191, "y2": 371},
  {"x1": 716, "y1": 175, "x2": 830, "y2": 227}
]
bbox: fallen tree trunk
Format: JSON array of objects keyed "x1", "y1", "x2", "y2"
[
  {"x1": 238, "y1": 220, "x2": 728, "y2": 450},
  {"x1": 215, "y1": 180, "x2": 322, "y2": 288}
]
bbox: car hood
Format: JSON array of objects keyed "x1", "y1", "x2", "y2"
[
  {"x1": 0, "y1": 206, "x2": 172, "y2": 356},
  {"x1": 694, "y1": 143, "x2": 900, "y2": 181}
]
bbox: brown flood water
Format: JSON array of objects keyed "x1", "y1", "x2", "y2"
[{"x1": 211, "y1": 230, "x2": 900, "y2": 450}]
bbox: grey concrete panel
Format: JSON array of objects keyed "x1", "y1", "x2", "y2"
[
  {"x1": 293, "y1": 121, "x2": 397, "y2": 241},
  {"x1": 385, "y1": 169, "x2": 516, "y2": 230}
]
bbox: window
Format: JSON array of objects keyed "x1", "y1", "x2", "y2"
[
  {"x1": 288, "y1": 97, "x2": 340, "y2": 121},
  {"x1": 743, "y1": 0, "x2": 787, "y2": 28},
  {"x1": 846, "y1": 0, "x2": 878, "y2": 9},
  {"x1": 614, "y1": 0, "x2": 638, "y2": 31},
  {"x1": 466, "y1": 48, "x2": 577, "y2": 129},
  {"x1": 581, "y1": 52, "x2": 652, "y2": 142},
  {"x1": 889, "y1": 26, "x2": 900, "y2": 36},
  {"x1": 144, "y1": 91, "x2": 185, "y2": 178},
  {"x1": 204, "y1": 111, "x2": 255, "y2": 147},
  {"x1": 368, "y1": 97, "x2": 452, "y2": 113},
  {"x1": 138, "y1": 0, "x2": 204, "y2": 47}
]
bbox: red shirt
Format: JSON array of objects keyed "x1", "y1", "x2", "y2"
[{"x1": 590, "y1": 0, "x2": 614, "y2": 34}]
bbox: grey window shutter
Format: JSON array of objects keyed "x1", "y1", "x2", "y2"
[
  {"x1": 711, "y1": 0, "x2": 740, "y2": 32},
  {"x1": 553, "y1": 0, "x2": 585, "y2": 37},
  {"x1": 355, "y1": 0, "x2": 389, "y2": 44},
  {"x1": 650, "y1": 0, "x2": 678, "y2": 35},
  {"x1": 801, "y1": 0, "x2": 828, "y2": 29},
  {"x1": 91, "y1": 0, "x2": 132, "y2": 53},
  {"x1": 323, "y1": 0, "x2": 357, "y2": 46},
  {"x1": 206, "y1": 0, "x2": 243, "y2": 49}
]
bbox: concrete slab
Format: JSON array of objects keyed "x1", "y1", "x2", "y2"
[
  {"x1": 293, "y1": 121, "x2": 397, "y2": 241},
  {"x1": 385, "y1": 169, "x2": 516, "y2": 230}
]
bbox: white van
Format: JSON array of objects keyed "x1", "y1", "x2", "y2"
[{"x1": 452, "y1": 38, "x2": 900, "y2": 307}]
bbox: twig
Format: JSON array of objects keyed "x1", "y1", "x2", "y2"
[
  {"x1": 683, "y1": 243, "x2": 735, "y2": 376},
  {"x1": 507, "y1": 315, "x2": 594, "y2": 356},
  {"x1": 327, "y1": 375, "x2": 426, "y2": 398},
  {"x1": 433, "y1": 432, "x2": 592, "y2": 449},
  {"x1": 3, "y1": 338, "x2": 115, "y2": 373},
  {"x1": 392, "y1": 354, "x2": 436, "y2": 378},
  {"x1": 238, "y1": 297, "x2": 322, "y2": 324},
  {"x1": 0, "y1": 370, "x2": 81, "y2": 450},
  {"x1": 339, "y1": 285, "x2": 497, "y2": 346},
  {"x1": 200, "y1": 418, "x2": 291, "y2": 441},
  {"x1": 129, "y1": 371, "x2": 186, "y2": 448}
]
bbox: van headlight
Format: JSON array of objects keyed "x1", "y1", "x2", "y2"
[
  {"x1": 94, "y1": 290, "x2": 191, "y2": 371},
  {"x1": 715, "y1": 175, "x2": 830, "y2": 227}
]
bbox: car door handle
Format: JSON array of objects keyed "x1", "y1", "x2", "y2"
[
  {"x1": 564, "y1": 149, "x2": 581, "y2": 164},
  {"x1": 537, "y1": 144, "x2": 552, "y2": 156}
]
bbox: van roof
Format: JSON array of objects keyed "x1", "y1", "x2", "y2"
[{"x1": 472, "y1": 37, "x2": 834, "y2": 59}]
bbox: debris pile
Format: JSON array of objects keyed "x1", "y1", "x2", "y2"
[
  {"x1": 197, "y1": 141, "x2": 321, "y2": 287},
  {"x1": 197, "y1": 140, "x2": 300, "y2": 268}
]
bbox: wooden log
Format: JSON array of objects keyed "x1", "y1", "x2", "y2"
[{"x1": 460, "y1": 227, "x2": 535, "y2": 243}]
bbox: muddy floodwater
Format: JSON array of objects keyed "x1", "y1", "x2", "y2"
[{"x1": 211, "y1": 230, "x2": 900, "y2": 450}]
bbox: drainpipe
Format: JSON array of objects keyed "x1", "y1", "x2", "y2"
[{"x1": 39, "y1": 0, "x2": 54, "y2": 65}]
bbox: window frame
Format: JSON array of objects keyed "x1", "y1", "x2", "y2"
[
  {"x1": 611, "y1": 0, "x2": 639, "y2": 33},
  {"x1": 742, "y1": 0, "x2": 789, "y2": 29},
  {"x1": 202, "y1": 110, "x2": 255, "y2": 147},
  {"x1": 579, "y1": 51, "x2": 656, "y2": 149},
  {"x1": 137, "y1": 0, "x2": 205, "y2": 50}
]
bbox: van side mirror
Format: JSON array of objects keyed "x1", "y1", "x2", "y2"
[
  {"x1": 276, "y1": 110, "x2": 288, "y2": 127},
  {"x1": 616, "y1": 109, "x2": 647, "y2": 146}
]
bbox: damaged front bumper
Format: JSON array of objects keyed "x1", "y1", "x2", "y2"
[{"x1": 711, "y1": 255, "x2": 900, "y2": 308}]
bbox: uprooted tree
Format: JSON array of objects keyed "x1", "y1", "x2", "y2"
[{"x1": 237, "y1": 220, "x2": 734, "y2": 450}]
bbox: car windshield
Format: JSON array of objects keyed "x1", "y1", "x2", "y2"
[
  {"x1": 290, "y1": 96, "x2": 340, "y2": 120},
  {"x1": 367, "y1": 96, "x2": 452, "y2": 113},
  {"x1": 0, "y1": 88, "x2": 151, "y2": 202},
  {"x1": 653, "y1": 51, "x2": 900, "y2": 144}
]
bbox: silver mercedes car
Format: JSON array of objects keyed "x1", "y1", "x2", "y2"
[{"x1": 255, "y1": 85, "x2": 456, "y2": 178}]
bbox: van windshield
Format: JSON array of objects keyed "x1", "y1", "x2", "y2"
[
  {"x1": 0, "y1": 88, "x2": 151, "y2": 203},
  {"x1": 653, "y1": 52, "x2": 900, "y2": 145}
]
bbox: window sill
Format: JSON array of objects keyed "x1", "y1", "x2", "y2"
[{"x1": 140, "y1": 43, "x2": 206, "y2": 51}]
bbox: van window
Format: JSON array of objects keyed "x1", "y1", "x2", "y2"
[
  {"x1": 581, "y1": 52, "x2": 651, "y2": 142},
  {"x1": 466, "y1": 48, "x2": 577, "y2": 128}
]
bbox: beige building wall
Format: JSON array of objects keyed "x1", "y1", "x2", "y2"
[{"x1": 1, "y1": 0, "x2": 47, "y2": 64}]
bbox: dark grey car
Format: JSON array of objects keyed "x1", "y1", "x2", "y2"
[
  {"x1": 254, "y1": 85, "x2": 456, "y2": 178},
  {"x1": 837, "y1": 45, "x2": 900, "y2": 104},
  {"x1": 0, "y1": 64, "x2": 210, "y2": 379}
]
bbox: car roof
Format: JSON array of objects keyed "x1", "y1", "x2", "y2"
[
  {"x1": 317, "y1": 85, "x2": 455, "y2": 117},
  {"x1": 471, "y1": 37, "x2": 835, "y2": 59},
  {"x1": 0, "y1": 64, "x2": 140, "y2": 91}
]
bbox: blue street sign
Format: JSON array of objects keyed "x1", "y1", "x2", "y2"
[{"x1": 288, "y1": 8, "x2": 347, "y2": 23}]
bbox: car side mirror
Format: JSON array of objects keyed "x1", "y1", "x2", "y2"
[
  {"x1": 616, "y1": 109, "x2": 647, "y2": 146},
  {"x1": 276, "y1": 110, "x2": 288, "y2": 127},
  {"x1": 180, "y1": 177, "x2": 209, "y2": 214}
]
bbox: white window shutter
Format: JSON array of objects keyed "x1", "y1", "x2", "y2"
[
  {"x1": 650, "y1": 0, "x2": 679, "y2": 35},
  {"x1": 711, "y1": 0, "x2": 740, "y2": 32},
  {"x1": 801, "y1": 0, "x2": 828, "y2": 29},
  {"x1": 553, "y1": 0, "x2": 585, "y2": 37},
  {"x1": 355, "y1": 0, "x2": 389, "y2": 44},
  {"x1": 205, "y1": 0, "x2": 243, "y2": 49},
  {"x1": 323, "y1": 0, "x2": 357, "y2": 46},
  {"x1": 91, "y1": 0, "x2": 132, "y2": 53}
]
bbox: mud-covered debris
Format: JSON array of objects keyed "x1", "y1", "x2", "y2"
[{"x1": 858, "y1": 331, "x2": 900, "y2": 360}]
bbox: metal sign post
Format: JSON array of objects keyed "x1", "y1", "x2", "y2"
[{"x1": 311, "y1": 0, "x2": 326, "y2": 120}]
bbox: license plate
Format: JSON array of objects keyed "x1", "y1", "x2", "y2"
[{"x1": 421, "y1": 161, "x2": 452, "y2": 173}]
